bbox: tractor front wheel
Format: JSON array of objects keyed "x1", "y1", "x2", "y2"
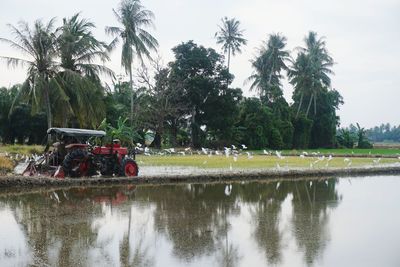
[{"x1": 120, "y1": 159, "x2": 139, "y2": 177}]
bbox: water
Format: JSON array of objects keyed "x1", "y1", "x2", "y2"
[{"x1": 0, "y1": 176, "x2": 399, "y2": 267}]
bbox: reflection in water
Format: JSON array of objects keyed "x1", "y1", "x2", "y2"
[
  {"x1": 1, "y1": 177, "x2": 386, "y2": 267},
  {"x1": 291, "y1": 180, "x2": 339, "y2": 265}
]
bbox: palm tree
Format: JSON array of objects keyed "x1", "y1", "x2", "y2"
[
  {"x1": 288, "y1": 31, "x2": 334, "y2": 118},
  {"x1": 0, "y1": 19, "x2": 59, "y2": 128},
  {"x1": 215, "y1": 17, "x2": 247, "y2": 73},
  {"x1": 247, "y1": 33, "x2": 289, "y2": 103},
  {"x1": 105, "y1": 0, "x2": 159, "y2": 125},
  {"x1": 56, "y1": 13, "x2": 114, "y2": 127}
]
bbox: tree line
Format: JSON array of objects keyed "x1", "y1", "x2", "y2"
[
  {"x1": 366, "y1": 124, "x2": 400, "y2": 143},
  {"x1": 1, "y1": 0, "x2": 343, "y2": 149}
]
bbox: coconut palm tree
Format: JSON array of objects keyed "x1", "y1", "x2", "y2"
[
  {"x1": 0, "y1": 19, "x2": 59, "y2": 128},
  {"x1": 288, "y1": 31, "x2": 334, "y2": 118},
  {"x1": 105, "y1": 0, "x2": 159, "y2": 125},
  {"x1": 247, "y1": 33, "x2": 289, "y2": 103},
  {"x1": 56, "y1": 13, "x2": 114, "y2": 127},
  {"x1": 215, "y1": 17, "x2": 247, "y2": 72}
]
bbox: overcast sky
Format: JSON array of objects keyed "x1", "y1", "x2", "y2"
[{"x1": 1, "y1": 0, "x2": 399, "y2": 128}]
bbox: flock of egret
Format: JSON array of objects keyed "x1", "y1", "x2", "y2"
[{"x1": 134, "y1": 144, "x2": 400, "y2": 170}]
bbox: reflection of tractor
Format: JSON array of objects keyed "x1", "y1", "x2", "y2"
[{"x1": 21, "y1": 128, "x2": 138, "y2": 178}]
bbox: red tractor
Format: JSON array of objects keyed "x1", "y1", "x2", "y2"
[{"x1": 21, "y1": 128, "x2": 139, "y2": 178}]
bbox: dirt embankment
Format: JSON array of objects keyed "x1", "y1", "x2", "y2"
[{"x1": 1, "y1": 165, "x2": 400, "y2": 190}]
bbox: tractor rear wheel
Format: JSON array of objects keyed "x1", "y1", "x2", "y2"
[
  {"x1": 63, "y1": 149, "x2": 89, "y2": 178},
  {"x1": 120, "y1": 158, "x2": 139, "y2": 177}
]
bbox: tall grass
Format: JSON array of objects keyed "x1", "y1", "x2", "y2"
[
  {"x1": 0, "y1": 156, "x2": 14, "y2": 174},
  {"x1": 0, "y1": 145, "x2": 44, "y2": 156}
]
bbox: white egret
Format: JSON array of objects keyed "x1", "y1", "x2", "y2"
[
  {"x1": 224, "y1": 184, "x2": 232, "y2": 196},
  {"x1": 245, "y1": 152, "x2": 253, "y2": 159},
  {"x1": 233, "y1": 155, "x2": 238, "y2": 162}
]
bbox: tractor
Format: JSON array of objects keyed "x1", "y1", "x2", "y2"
[{"x1": 21, "y1": 128, "x2": 139, "y2": 178}]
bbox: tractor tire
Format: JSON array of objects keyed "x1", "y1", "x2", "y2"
[
  {"x1": 119, "y1": 158, "x2": 139, "y2": 177},
  {"x1": 63, "y1": 149, "x2": 88, "y2": 178}
]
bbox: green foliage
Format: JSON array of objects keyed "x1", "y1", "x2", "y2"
[
  {"x1": 106, "y1": 0, "x2": 159, "y2": 124},
  {"x1": 336, "y1": 129, "x2": 356, "y2": 148},
  {"x1": 1, "y1": 19, "x2": 59, "y2": 128},
  {"x1": 98, "y1": 117, "x2": 140, "y2": 146},
  {"x1": 289, "y1": 32, "x2": 334, "y2": 118},
  {"x1": 1, "y1": 16, "x2": 346, "y2": 152},
  {"x1": 1, "y1": 15, "x2": 112, "y2": 129},
  {"x1": 169, "y1": 41, "x2": 235, "y2": 147},
  {"x1": 292, "y1": 115, "x2": 313, "y2": 149},
  {"x1": 276, "y1": 120, "x2": 294, "y2": 149},
  {"x1": 366, "y1": 123, "x2": 400, "y2": 143},
  {"x1": 215, "y1": 17, "x2": 247, "y2": 70},
  {"x1": 248, "y1": 33, "x2": 290, "y2": 104},
  {"x1": 55, "y1": 13, "x2": 111, "y2": 127},
  {"x1": 236, "y1": 98, "x2": 288, "y2": 149},
  {"x1": 0, "y1": 86, "x2": 47, "y2": 144},
  {"x1": 308, "y1": 88, "x2": 343, "y2": 148},
  {"x1": 356, "y1": 123, "x2": 373, "y2": 149}
]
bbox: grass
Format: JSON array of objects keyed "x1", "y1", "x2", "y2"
[
  {"x1": 137, "y1": 154, "x2": 400, "y2": 169},
  {"x1": 280, "y1": 148, "x2": 400, "y2": 156},
  {"x1": 0, "y1": 156, "x2": 14, "y2": 173},
  {"x1": 0, "y1": 145, "x2": 44, "y2": 156}
]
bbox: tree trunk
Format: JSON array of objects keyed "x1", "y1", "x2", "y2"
[
  {"x1": 306, "y1": 94, "x2": 314, "y2": 117},
  {"x1": 227, "y1": 47, "x2": 231, "y2": 73},
  {"x1": 296, "y1": 93, "x2": 304, "y2": 118},
  {"x1": 313, "y1": 93, "x2": 317, "y2": 115},
  {"x1": 151, "y1": 131, "x2": 162, "y2": 149},
  {"x1": 190, "y1": 107, "x2": 197, "y2": 148},
  {"x1": 44, "y1": 78, "x2": 52, "y2": 129},
  {"x1": 129, "y1": 67, "x2": 134, "y2": 127}
]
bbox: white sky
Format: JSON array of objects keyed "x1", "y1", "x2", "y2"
[{"x1": 1, "y1": 0, "x2": 399, "y2": 128}]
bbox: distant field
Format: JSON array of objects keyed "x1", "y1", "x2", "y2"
[
  {"x1": 373, "y1": 142, "x2": 400, "y2": 149},
  {"x1": 138, "y1": 154, "x2": 400, "y2": 169}
]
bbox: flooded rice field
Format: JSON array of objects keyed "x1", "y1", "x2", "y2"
[{"x1": 0, "y1": 175, "x2": 399, "y2": 267}]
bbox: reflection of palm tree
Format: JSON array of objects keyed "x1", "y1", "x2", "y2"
[
  {"x1": 119, "y1": 209, "x2": 154, "y2": 267},
  {"x1": 248, "y1": 181, "x2": 289, "y2": 265},
  {"x1": 137, "y1": 184, "x2": 239, "y2": 261},
  {"x1": 7, "y1": 189, "x2": 101, "y2": 266},
  {"x1": 291, "y1": 179, "x2": 340, "y2": 265},
  {"x1": 215, "y1": 196, "x2": 241, "y2": 267}
]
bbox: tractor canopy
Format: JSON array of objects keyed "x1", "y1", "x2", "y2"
[{"x1": 47, "y1": 128, "x2": 106, "y2": 138}]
